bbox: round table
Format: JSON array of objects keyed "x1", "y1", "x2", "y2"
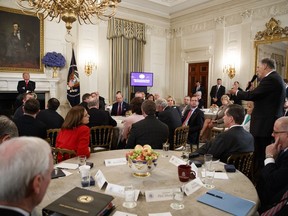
[{"x1": 35, "y1": 150, "x2": 259, "y2": 216}]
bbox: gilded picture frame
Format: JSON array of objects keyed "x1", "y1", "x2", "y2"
[{"x1": 0, "y1": 6, "x2": 44, "y2": 73}]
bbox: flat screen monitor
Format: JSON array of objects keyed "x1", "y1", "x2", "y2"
[{"x1": 130, "y1": 72, "x2": 153, "y2": 87}]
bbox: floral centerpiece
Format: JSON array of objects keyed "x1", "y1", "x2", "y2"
[
  {"x1": 126, "y1": 145, "x2": 159, "y2": 177},
  {"x1": 42, "y1": 52, "x2": 66, "y2": 78}
]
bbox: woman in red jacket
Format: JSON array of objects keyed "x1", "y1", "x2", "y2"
[{"x1": 56, "y1": 106, "x2": 90, "y2": 161}]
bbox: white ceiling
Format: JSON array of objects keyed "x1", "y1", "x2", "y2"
[{"x1": 120, "y1": 0, "x2": 229, "y2": 19}]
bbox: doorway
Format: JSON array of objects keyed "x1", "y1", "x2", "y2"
[{"x1": 188, "y1": 62, "x2": 209, "y2": 107}]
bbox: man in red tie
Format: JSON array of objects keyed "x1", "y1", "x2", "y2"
[
  {"x1": 111, "y1": 93, "x2": 130, "y2": 116},
  {"x1": 16, "y1": 72, "x2": 36, "y2": 108}
]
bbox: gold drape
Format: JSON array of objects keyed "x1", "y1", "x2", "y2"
[{"x1": 107, "y1": 18, "x2": 146, "y2": 103}]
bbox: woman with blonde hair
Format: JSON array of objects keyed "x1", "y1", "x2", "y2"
[
  {"x1": 56, "y1": 106, "x2": 90, "y2": 161},
  {"x1": 200, "y1": 94, "x2": 233, "y2": 141}
]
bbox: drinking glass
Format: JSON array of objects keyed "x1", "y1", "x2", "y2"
[
  {"x1": 79, "y1": 165, "x2": 90, "y2": 187},
  {"x1": 170, "y1": 190, "x2": 184, "y2": 210},
  {"x1": 204, "y1": 154, "x2": 213, "y2": 170},
  {"x1": 162, "y1": 142, "x2": 170, "y2": 157},
  {"x1": 182, "y1": 144, "x2": 191, "y2": 160},
  {"x1": 122, "y1": 186, "x2": 137, "y2": 208},
  {"x1": 78, "y1": 155, "x2": 86, "y2": 167},
  {"x1": 205, "y1": 167, "x2": 215, "y2": 189}
]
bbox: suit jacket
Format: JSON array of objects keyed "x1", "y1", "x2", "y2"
[
  {"x1": 229, "y1": 87, "x2": 243, "y2": 105},
  {"x1": 236, "y1": 71, "x2": 285, "y2": 137},
  {"x1": 14, "y1": 114, "x2": 47, "y2": 139},
  {"x1": 0, "y1": 208, "x2": 26, "y2": 216},
  {"x1": 256, "y1": 150, "x2": 288, "y2": 209},
  {"x1": 17, "y1": 80, "x2": 35, "y2": 94},
  {"x1": 99, "y1": 96, "x2": 106, "y2": 111},
  {"x1": 36, "y1": 109, "x2": 64, "y2": 129},
  {"x1": 192, "y1": 86, "x2": 205, "y2": 94},
  {"x1": 158, "y1": 106, "x2": 182, "y2": 145},
  {"x1": 182, "y1": 107, "x2": 204, "y2": 144},
  {"x1": 196, "y1": 126, "x2": 254, "y2": 162},
  {"x1": 87, "y1": 108, "x2": 117, "y2": 127},
  {"x1": 210, "y1": 85, "x2": 225, "y2": 106},
  {"x1": 126, "y1": 115, "x2": 169, "y2": 149},
  {"x1": 111, "y1": 101, "x2": 130, "y2": 116}
]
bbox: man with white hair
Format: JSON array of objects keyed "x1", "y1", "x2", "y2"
[
  {"x1": 0, "y1": 115, "x2": 18, "y2": 144},
  {"x1": 0, "y1": 137, "x2": 53, "y2": 215}
]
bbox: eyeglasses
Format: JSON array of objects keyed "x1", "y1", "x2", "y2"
[{"x1": 272, "y1": 130, "x2": 288, "y2": 134}]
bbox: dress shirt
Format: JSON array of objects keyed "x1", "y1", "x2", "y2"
[
  {"x1": 0, "y1": 205, "x2": 29, "y2": 216},
  {"x1": 264, "y1": 148, "x2": 288, "y2": 166}
]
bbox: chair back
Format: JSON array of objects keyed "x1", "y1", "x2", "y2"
[
  {"x1": 226, "y1": 152, "x2": 254, "y2": 179},
  {"x1": 90, "y1": 125, "x2": 114, "y2": 153},
  {"x1": 51, "y1": 147, "x2": 76, "y2": 164},
  {"x1": 172, "y1": 126, "x2": 189, "y2": 150},
  {"x1": 211, "y1": 126, "x2": 225, "y2": 139},
  {"x1": 46, "y1": 128, "x2": 61, "y2": 147}
]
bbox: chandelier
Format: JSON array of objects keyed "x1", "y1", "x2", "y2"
[{"x1": 17, "y1": 0, "x2": 121, "y2": 32}]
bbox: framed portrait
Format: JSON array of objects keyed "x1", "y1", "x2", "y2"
[{"x1": 0, "y1": 6, "x2": 44, "y2": 73}]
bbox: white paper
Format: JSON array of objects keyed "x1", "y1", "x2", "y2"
[
  {"x1": 54, "y1": 162, "x2": 78, "y2": 170},
  {"x1": 62, "y1": 170, "x2": 72, "y2": 176},
  {"x1": 145, "y1": 188, "x2": 180, "y2": 202},
  {"x1": 183, "y1": 178, "x2": 203, "y2": 196},
  {"x1": 169, "y1": 155, "x2": 187, "y2": 166},
  {"x1": 105, "y1": 183, "x2": 140, "y2": 201},
  {"x1": 201, "y1": 171, "x2": 229, "y2": 179},
  {"x1": 95, "y1": 170, "x2": 107, "y2": 189},
  {"x1": 149, "y1": 213, "x2": 172, "y2": 216},
  {"x1": 113, "y1": 211, "x2": 137, "y2": 216},
  {"x1": 104, "y1": 157, "x2": 127, "y2": 166}
]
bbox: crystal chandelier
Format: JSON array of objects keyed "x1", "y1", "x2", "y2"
[{"x1": 17, "y1": 0, "x2": 121, "y2": 32}]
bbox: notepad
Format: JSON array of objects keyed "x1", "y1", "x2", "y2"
[{"x1": 197, "y1": 189, "x2": 255, "y2": 216}]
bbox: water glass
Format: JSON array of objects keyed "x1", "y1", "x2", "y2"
[
  {"x1": 182, "y1": 144, "x2": 191, "y2": 160},
  {"x1": 205, "y1": 167, "x2": 215, "y2": 189},
  {"x1": 79, "y1": 165, "x2": 90, "y2": 187},
  {"x1": 123, "y1": 186, "x2": 137, "y2": 208},
  {"x1": 204, "y1": 154, "x2": 213, "y2": 170},
  {"x1": 162, "y1": 142, "x2": 170, "y2": 157},
  {"x1": 78, "y1": 155, "x2": 87, "y2": 167},
  {"x1": 170, "y1": 190, "x2": 184, "y2": 210}
]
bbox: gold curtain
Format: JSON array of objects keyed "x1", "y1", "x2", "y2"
[{"x1": 107, "y1": 18, "x2": 146, "y2": 103}]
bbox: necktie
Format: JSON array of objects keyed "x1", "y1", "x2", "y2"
[
  {"x1": 261, "y1": 190, "x2": 288, "y2": 216},
  {"x1": 183, "y1": 109, "x2": 193, "y2": 126},
  {"x1": 117, "y1": 103, "x2": 122, "y2": 115},
  {"x1": 25, "y1": 80, "x2": 28, "y2": 88},
  {"x1": 215, "y1": 86, "x2": 219, "y2": 97},
  {"x1": 243, "y1": 115, "x2": 251, "y2": 125}
]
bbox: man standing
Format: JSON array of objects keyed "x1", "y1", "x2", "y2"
[
  {"x1": 0, "y1": 137, "x2": 53, "y2": 216},
  {"x1": 210, "y1": 78, "x2": 225, "y2": 107},
  {"x1": 230, "y1": 58, "x2": 285, "y2": 171},
  {"x1": 182, "y1": 96, "x2": 204, "y2": 146},
  {"x1": 192, "y1": 81, "x2": 205, "y2": 95},
  {"x1": 126, "y1": 100, "x2": 169, "y2": 149},
  {"x1": 17, "y1": 72, "x2": 35, "y2": 95},
  {"x1": 196, "y1": 104, "x2": 254, "y2": 162}
]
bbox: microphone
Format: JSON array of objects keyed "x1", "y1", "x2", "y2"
[{"x1": 245, "y1": 74, "x2": 258, "y2": 91}]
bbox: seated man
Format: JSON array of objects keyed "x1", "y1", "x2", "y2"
[
  {"x1": 14, "y1": 98, "x2": 47, "y2": 139},
  {"x1": 13, "y1": 92, "x2": 35, "y2": 121},
  {"x1": 91, "y1": 91, "x2": 106, "y2": 110},
  {"x1": 126, "y1": 100, "x2": 169, "y2": 149},
  {"x1": 111, "y1": 93, "x2": 130, "y2": 116},
  {"x1": 87, "y1": 98, "x2": 117, "y2": 127},
  {"x1": 155, "y1": 98, "x2": 182, "y2": 146},
  {"x1": 256, "y1": 116, "x2": 288, "y2": 214},
  {"x1": 79, "y1": 93, "x2": 92, "y2": 111},
  {"x1": 196, "y1": 104, "x2": 254, "y2": 162},
  {"x1": 36, "y1": 98, "x2": 64, "y2": 129},
  {"x1": 0, "y1": 115, "x2": 18, "y2": 144},
  {"x1": 0, "y1": 137, "x2": 53, "y2": 215}
]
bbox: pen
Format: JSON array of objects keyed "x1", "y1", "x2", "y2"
[{"x1": 206, "y1": 192, "x2": 223, "y2": 199}]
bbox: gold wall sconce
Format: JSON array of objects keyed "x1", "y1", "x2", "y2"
[
  {"x1": 84, "y1": 62, "x2": 97, "y2": 76},
  {"x1": 223, "y1": 64, "x2": 236, "y2": 79}
]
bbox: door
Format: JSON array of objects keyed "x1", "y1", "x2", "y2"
[{"x1": 188, "y1": 62, "x2": 209, "y2": 107}]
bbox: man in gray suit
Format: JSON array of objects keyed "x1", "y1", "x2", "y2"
[
  {"x1": 126, "y1": 100, "x2": 169, "y2": 149},
  {"x1": 196, "y1": 104, "x2": 254, "y2": 162}
]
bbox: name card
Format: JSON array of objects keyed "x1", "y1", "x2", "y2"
[
  {"x1": 105, "y1": 183, "x2": 140, "y2": 201},
  {"x1": 54, "y1": 162, "x2": 78, "y2": 170},
  {"x1": 145, "y1": 188, "x2": 180, "y2": 202},
  {"x1": 201, "y1": 171, "x2": 229, "y2": 179},
  {"x1": 104, "y1": 158, "x2": 127, "y2": 166},
  {"x1": 113, "y1": 211, "x2": 137, "y2": 216},
  {"x1": 95, "y1": 170, "x2": 107, "y2": 189},
  {"x1": 182, "y1": 178, "x2": 203, "y2": 196},
  {"x1": 169, "y1": 155, "x2": 187, "y2": 166}
]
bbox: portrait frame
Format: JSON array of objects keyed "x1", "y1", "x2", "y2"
[{"x1": 0, "y1": 6, "x2": 44, "y2": 73}]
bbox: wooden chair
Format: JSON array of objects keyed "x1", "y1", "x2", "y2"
[
  {"x1": 90, "y1": 125, "x2": 114, "y2": 153},
  {"x1": 51, "y1": 147, "x2": 76, "y2": 164},
  {"x1": 172, "y1": 126, "x2": 189, "y2": 150},
  {"x1": 226, "y1": 152, "x2": 254, "y2": 180},
  {"x1": 211, "y1": 126, "x2": 225, "y2": 139},
  {"x1": 46, "y1": 128, "x2": 61, "y2": 147}
]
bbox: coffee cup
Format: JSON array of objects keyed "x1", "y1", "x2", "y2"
[{"x1": 178, "y1": 164, "x2": 196, "y2": 182}]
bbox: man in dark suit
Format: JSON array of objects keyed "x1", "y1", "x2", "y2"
[
  {"x1": 36, "y1": 98, "x2": 64, "y2": 129},
  {"x1": 256, "y1": 117, "x2": 288, "y2": 214},
  {"x1": 16, "y1": 72, "x2": 36, "y2": 108},
  {"x1": 91, "y1": 91, "x2": 106, "y2": 110},
  {"x1": 14, "y1": 99, "x2": 47, "y2": 139},
  {"x1": 126, "y1": 100, "x2": 169, "y2": 149},
  {"x1": 87, "y1": 98, "x2": 117, "y2": 127},
  {"x1": 182, "y1": 96, "x2": 204, "y2": 146},
  {"x1": 79, "y1": 93, "x2": 92, "y2": 111},
  {"x1": 229, "y1": 81, "x2": 243, "y2": 105},
  {"x1": 111, "y1": 93, "x2": 130, "y2": 116},
  {"x1": 210, "y1": 78, "x2": 226, "y2": 107},
  {"x1": 196, "y1": 104, "x2": 254, "y2": 162},
  {"x1": 0, "y1": 137, "x2": 53, "y2": 216},
  {"x1": 13, "y1": 92, "x2": 35, "y2": 121},
  {"x1": 155, "y1": 98, "x2": 182, "y2": 146},
  {"x1": 192, "y1": 81, "x2": 205, "y2": 95},
  {"x1": 230, "y1": 58, "x2": 286, "y2": 172}
]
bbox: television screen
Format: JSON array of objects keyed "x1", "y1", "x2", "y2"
[{"x1": 130, "y1": 72, "x2": 153, "y2": 87}]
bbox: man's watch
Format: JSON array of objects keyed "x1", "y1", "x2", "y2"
[{"x1": 265, "y1": 154, "x2": 274, "y2": 159}]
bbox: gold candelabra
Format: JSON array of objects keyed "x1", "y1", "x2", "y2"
[
  {"x1": 84, "y1": 62, "x2": 96, "y2": 76},
  {"x1": 223, "y1": 64, "x2": 236, "y2": 79}
]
